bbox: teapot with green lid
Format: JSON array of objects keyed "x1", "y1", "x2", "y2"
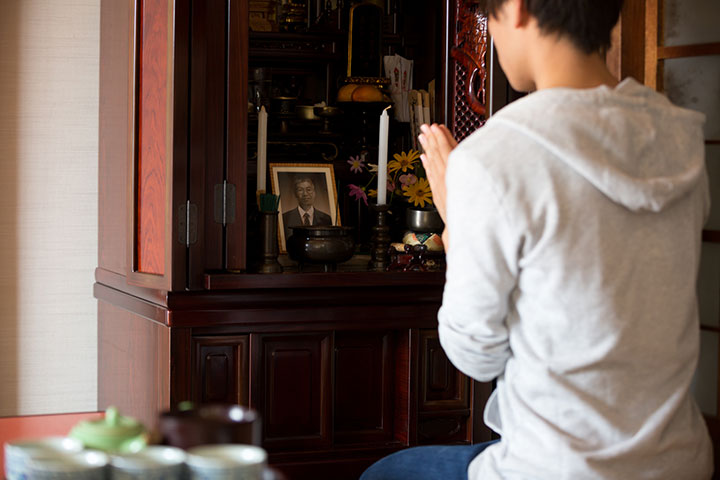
[{"x1": 69, "y1": 406, "x2": 148, "y2": 453}]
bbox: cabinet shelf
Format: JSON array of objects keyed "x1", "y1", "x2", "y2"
[
  {"x1": 204, "y1": 269, "x2": 445, "y2": 290},
  {"x1": 249, "y1": 31, "x2": 345, "y2": 62}
]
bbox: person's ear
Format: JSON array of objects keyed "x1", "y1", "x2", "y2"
[{"x1": 506, "y1": 0, "x2": 531, "y2": 29}]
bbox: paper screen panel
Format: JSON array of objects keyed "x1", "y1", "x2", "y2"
[
  {"x1": 664, "y1": 0, "x2": 720, "y2": 47},
  {"x1": 663, "y1": 55, "x2": 720, "y2": 140}
]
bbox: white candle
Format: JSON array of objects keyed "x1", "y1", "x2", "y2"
[
  {"x1": 377, "y1": 106, "x2": 391, "y2": 205},
  {"x1": 257, "y1": 106, "x2": 268, "y2": 193}
]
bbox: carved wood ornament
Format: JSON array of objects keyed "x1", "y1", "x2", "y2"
[{"x1": 450, "y1": 1, "x2": 488, "y2": 140}]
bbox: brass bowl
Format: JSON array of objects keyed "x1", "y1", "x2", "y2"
[
  {"x1": 287, "y1": 225, "x2": 355, "y2": 271},
  {"x1": 406, "y1": 207, "x2": 444, "y2": 233}
]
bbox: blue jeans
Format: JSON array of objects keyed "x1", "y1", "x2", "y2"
[{"x1": 359, "y1": 441, "x2": 499, "y2": 480}]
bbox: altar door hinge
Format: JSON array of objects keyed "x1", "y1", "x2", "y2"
[
  {"x1": 178, "y1": 201, "x2": 198, "y2": 246},
  {"x1": 214, "y1": 181, "x2": 236, "y2": 226}
]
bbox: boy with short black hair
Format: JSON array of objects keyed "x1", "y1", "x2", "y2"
[
  {"x1": 486, "y1": 0, "x2": 623, "y2": 54},
  {"x1": 360, "y1": 0, "x2": 713, "y2": 478}
]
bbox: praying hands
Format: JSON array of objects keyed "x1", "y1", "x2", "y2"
[{"x1": 418, "y1": 123, "x2": 458, "y2": 248}]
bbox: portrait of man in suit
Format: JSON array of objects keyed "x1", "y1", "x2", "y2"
[
  {"x1": 281, "y1": 175, "x2": 333, "y2": 245},
  {"x1": 271, "y1": 164, "x2": 340, "y2": 253}
]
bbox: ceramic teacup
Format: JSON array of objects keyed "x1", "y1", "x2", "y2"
[
  {"x1": 186, "y1": 444, "x2": 267, "y2": 480},
  {"x1": 110, "y1": 445, "x2": 186, "y2": 480},
  {"x1": 24, "y1": 450, "x2": 109, "y2": 480},
  {"x1": 4, "y1": 436, "x2": 84, "y2": 480}
]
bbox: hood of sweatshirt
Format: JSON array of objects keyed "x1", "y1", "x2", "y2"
[{"x1": 490, "y1": 77, "x2": 707, "y2": 212}]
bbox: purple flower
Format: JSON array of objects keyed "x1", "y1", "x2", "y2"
[
  {"x1": 399, "y1": 173, "x2": 418, "y2": 187},
  {"x1": 387, "y1": 180, "x2": 396, "y2": 193},
  {"x1": 347, "y1": 155, "x2": 366, "y2": 174},
  {"x1": 348, "y1": 184, "x2": 368, "y2": 206}
]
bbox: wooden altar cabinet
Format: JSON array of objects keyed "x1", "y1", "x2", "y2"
[{"x1": 96, "y1": 1, "x2": 496, "y2": 478}]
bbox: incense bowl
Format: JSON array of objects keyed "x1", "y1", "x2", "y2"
[{"x1": 287, "y1": 226, "x2": 355, "y2": 271}]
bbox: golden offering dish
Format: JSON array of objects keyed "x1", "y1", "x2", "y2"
[
  {"x1": 313, "y1": 106, "x2": 343, "y2": 135},
  {"x1": 313, "y1": 106, "x2": 343, "y2": 118}
]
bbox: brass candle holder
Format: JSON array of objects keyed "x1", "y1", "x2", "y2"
[{"x1": 368, "y1": 203, "x2": 391, "y2": 271}]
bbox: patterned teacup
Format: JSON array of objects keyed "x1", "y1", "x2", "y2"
[
  {"x1": 110, "y1": 445, "x2": 186, "y2": 480},
  {"x1": 186, "y1": 444, "x2": 267, "y2": 480},
  {"x1": 4, "y1": 436, "x2": 83, "y2": 480}
]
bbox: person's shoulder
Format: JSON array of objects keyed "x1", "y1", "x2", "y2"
[
  {"x1": 453, "y1": 94, "x2": 543, "y2": 147},
  {"x1": 450, "y1": 116, "x2": 530, "y2": 168},
  {"x1": 316, "y1": 209, "x2": 331, "y2": 221}
]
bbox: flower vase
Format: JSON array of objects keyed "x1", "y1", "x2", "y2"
[{"x1": 258, "y1": 211, "x2": 283, "y2": 273}]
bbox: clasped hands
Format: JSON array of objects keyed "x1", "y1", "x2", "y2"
[{"x1": 418, "y1": 123, "x2": 458, "y2": 248}]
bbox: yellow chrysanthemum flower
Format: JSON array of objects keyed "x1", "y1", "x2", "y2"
[
  {"x1": 388, "y1": 149, "x2": 420, "y2": 173},
  {"x1": 368, "y1": 189, "x2": 377, "y2": 198},
  {"x1": 402, "y1": 177, "x2": 433, "y2": 208}
]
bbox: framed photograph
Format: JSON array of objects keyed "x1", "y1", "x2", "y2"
[{"x1": 269, "y1": 163, "x2": 341, "y2": 253}]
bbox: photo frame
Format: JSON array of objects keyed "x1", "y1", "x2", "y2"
[{"x1": 269, "y1": 163, "x2": 341, "y2": 253}]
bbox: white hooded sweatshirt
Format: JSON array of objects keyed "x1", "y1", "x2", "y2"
[{"x1": 439, "y1": 78, "x2": 713, "y2": 479}]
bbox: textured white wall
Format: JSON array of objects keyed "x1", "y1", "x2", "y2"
[{"x1": 0, "y1": 0, "x2": 99, "y2": 415}]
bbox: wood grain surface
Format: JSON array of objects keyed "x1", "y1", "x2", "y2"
[{"x1": 136, "y1": 0, "x2": 169, "y2": 275}]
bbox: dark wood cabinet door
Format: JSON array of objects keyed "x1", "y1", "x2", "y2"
[
  {"x1": 417, "y1": 329, "x2": 471, "y2": 445},
  {"x1": 126, "y1": 0, "x2": 189, "y2": 291},
  {"x1": 417, "y1": 412, "x2": 470, "y2": 445},
  {"x1": 187, "y1": 0, "x2": 249, "y2": 287},
  {"x1": 193, "y1": 335, "x2": 249, "y2": 406},
  {"x1": 251, "y1": 333, "x2": 332, "y2": 450},
  {"x1": 419, "y1": 329, "x2": 468, "y2": 411},
  {"x1": 334, "y1": 331, "x2": 395, "y2": 444}
]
